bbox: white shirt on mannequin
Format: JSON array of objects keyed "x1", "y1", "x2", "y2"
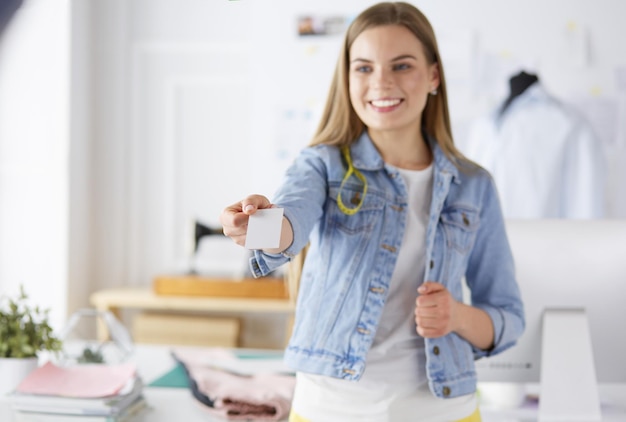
[{"x1": 462, "y1": 83, "x2": 606, "y2": 219}]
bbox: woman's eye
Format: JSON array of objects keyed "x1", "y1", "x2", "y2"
[
  {"x1": 354, "y1": 65, "x2": 372, "y2": 73},
  {"x1": 393, "y1": 63, "x2": 411, "y2": 71}
]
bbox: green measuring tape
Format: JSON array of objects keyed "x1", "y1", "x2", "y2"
[{"x1": 337, "y1": 146, "x2": 368, "y2": 215}]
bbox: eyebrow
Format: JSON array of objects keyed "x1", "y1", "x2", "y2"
[{"x1": 350, "y1": 54, "x2": 417, "y2": 64}]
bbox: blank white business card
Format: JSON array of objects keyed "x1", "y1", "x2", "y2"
[{"x1": 245, "y1": 208, "x2": 284, "y2": 250}]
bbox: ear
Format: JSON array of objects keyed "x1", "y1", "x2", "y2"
[{"x1": 429, "y1": 62, "x2": 440, "y2": 93}]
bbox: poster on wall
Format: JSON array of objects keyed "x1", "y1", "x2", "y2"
[{"x1": 297, "y1": 15, "x2": 349, "y2": 36}]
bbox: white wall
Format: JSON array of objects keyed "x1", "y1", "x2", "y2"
[
  {"x1": 68, "y1": 0, "x2": 94, "y2": 322},
  {"x1": 0, "y1": 0, "x2": 70, "y2": 330},
  {"x1": 90, "y1": 0, "x2": 254, "y2": 290}
]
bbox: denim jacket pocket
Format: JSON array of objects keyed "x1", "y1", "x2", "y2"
[
  {"x1": 328, "y1": 186, "x2": 385, "y2": 235},
  {"x1": 440, "y1": 205, "x2": 479, "y2": 253}
]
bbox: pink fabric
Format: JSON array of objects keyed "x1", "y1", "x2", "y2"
[
  {"x1": 191, "y1": 366, "x2": 295, "y2": 420},
  {"x1": 16, "y1": 361, "x2": 136, "y2": 398},
  {"x1": 173, "y1": 348, "x2": 295, "y2": 421}
]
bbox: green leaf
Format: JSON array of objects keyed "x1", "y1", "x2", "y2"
[{"x1": 0, "y1": 285, "x2": 63, "y2": 358}]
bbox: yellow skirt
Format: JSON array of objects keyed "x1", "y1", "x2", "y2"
[{"x1": 289, "y1": 406, "x2": 481, "y2": 422}]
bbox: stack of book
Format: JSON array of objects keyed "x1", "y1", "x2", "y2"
[{"x1": 8, "y1": 361, "x2": 147, "y2": 422}]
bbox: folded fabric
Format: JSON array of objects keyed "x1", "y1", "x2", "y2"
[
  {"x1": 189, "y1": 366, "x2": 295, "y2": 420},
  {"x1": 173, "y1": 348, "x2": 295, "y2": 421}
]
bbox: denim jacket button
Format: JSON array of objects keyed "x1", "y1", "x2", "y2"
[
  {"x1": 442, "y1": 386, "x2": 451, "y2": 397},
  {"x1": 433, "y1": 346, "x2": 440, "y2": 355},
  {"x1": 381, "y1": 244, "x2": 397, "y2": 253},
  {"x1": 429, "y1": 260, "x2": 434, "y2": 269}
]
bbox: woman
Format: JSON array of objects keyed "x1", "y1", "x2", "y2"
[{"x1": 221, "y1": 3, "x2": 524, "y2": 421}]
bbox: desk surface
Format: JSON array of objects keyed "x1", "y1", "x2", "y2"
[{"x1": 2, "y1": 344, "x2": 626, "y2": 422}]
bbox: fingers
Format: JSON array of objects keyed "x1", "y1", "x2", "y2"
[
  {"x1": 417, "y1": 281, "x2": 445, "y2": 295},
  {"x1": 415, "y1": 315, "x2": 450, "y2": 338},
  {"x1": 415, "y1": 281, "x2": 446, "y2": 308},
  {"x1": 416, "y1": 324, "x2": 449, "y2": 339},
  {"x1": 241, "y1": 195, "x2": 272, "y2": 215},
  {"x1": 415, "y1": 305, "x2": 451, "y2": 338},
  {"x1": 414, "y1": 282, "x2": 455, "y2": 338},
  {"x1": 220, "y1": 195, "x2": 272, "y2": 246}
]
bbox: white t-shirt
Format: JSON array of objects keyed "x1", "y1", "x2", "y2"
[{"x1": 291, "y1": 164, "x2": 477, "y2": 422}]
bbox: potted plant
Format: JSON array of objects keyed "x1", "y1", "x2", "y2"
[{"x1": 0, "y1": 285, "x2": 62, "y2": 394}]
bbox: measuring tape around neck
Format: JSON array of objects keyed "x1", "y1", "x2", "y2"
[{"x1": 337, "y1": 146, "x2": 368, "y2": 215}]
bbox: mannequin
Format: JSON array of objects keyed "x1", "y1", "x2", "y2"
[
  {"x1": 500, "y1": 71, "x2": 539, "y2": 115},
  {"x1": 463, "y1": 69, "x2": 606, "y2": 219}
]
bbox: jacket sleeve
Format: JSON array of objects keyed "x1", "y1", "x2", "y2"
[
  {"x1": 250, "y1": 146, "x2": 330, "y2": 277},
  {"x1": 465, "y1": 175, "x2": 525, "y2": 359}
]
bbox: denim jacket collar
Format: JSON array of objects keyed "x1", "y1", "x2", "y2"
[
  {"x1": 349, "y1": 131, "x2": 386, "y2": 171},
  {"x1": 350, "y1": 130, "x2": 460, "y2": 184}
]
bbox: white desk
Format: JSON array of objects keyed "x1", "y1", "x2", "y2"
[
  {"x1": 2, "y1": 345, "x2": 626, "y2": 421},
  {"x1": 0, "y1": 345, "x2": 289, "y2": 422},
  {"x1": 479, "y1": 383, "x2": 626, "y2": 421}
]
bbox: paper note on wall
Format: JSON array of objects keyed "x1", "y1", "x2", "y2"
[{"x1": 561, "y1": 21, "x2": 589, "y2": 68}]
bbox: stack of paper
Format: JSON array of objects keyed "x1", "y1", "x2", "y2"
[{"x1": 8, "y1": 362, "x2": 147, "y2": 422}]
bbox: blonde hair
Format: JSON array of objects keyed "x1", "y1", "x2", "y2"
[{"x1": 310, "y1": 1, "x2": 467, "y2": 164}]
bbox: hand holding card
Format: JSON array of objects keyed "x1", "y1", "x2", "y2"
[{"x1": 244, "y1": 208, "x2": 284, "y2": 250}]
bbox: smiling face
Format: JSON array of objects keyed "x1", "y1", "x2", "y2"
[{"x1": 348, "y1": 24, "x2": 439, "y2": 140}]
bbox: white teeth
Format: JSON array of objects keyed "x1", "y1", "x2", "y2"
[{"x1": 371, "y1": 99, "x2": 401, "y2": 107}]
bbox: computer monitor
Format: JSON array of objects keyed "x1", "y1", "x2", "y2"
[{"x1": 474, "y1": 219, "x2": 626, "y2": 419}]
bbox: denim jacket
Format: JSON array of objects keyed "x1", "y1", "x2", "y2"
[{"x1": 250, "y1": 131, "x2": 525, "y2": 399}]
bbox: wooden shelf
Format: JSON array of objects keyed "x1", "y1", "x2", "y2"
[
  {"x1": 152, "y1": 275, "x2": 289, "y2": 299},
  {"x1": 90, "y1": 287, "x2": 296, "y2": 314},
  {"x1": 90, "y1": 287, "x2": 296, "y2": 348}
]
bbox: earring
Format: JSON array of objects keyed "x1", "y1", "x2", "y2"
[{"x1": 430, "y1": 88, "x2": 438, "y2": 96}]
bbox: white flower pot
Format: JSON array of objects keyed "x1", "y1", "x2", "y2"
[{"x1": 0, "y1": 357, "x2": 38, "y2": 396}]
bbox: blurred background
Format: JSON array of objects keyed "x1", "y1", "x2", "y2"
[{"x1": 1, "y1": 0, "x2": 625, "y2": 348}]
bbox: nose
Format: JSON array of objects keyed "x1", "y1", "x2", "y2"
[{"x1": 371, "y1": 67, "x2": 393, "y2": 89}]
